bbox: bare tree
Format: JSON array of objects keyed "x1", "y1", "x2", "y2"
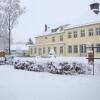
[{"x1": 0, "y1": 0, "x2": 25, "y2": 55}]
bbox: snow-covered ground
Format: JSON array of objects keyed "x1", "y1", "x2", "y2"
[
  {"x1": 14, "y1": 56, "x2": 100, "y2": 64},
  {"x1": 0, "y1": 57, "x2": 100, "y2": 100},
  {"x1": 0, "y1": 64, "x2": 100, "y2": 100},
  {"x1": 14, "y1": 57, "x2": 88, "y2": 63}
]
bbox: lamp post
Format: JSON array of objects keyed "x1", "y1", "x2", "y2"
[
  {"x1": 88, "y1": 1, "x2": 100, "y2": 75},
  {"x1": 90, "y1": 2, "x2": 100, "y2": 14}
]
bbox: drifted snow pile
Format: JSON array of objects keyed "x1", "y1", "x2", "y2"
[{"x1": 13, "y1": 60, "x2": 86, "y2": 75}]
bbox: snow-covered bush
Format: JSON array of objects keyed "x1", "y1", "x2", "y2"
[
  {"x1": 14, "y1": 60, "x2": 44, "y2": 72},
  {"x1": 46, "y1": 62, "x2": 58, "y2": 74},
  {"x1": 13, "y1": 60, "x2": 87, "y2": 75},
  {"x1": 57, "y1": 62, "x2": 86, "y2": 75}
]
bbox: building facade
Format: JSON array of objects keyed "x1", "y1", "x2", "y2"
[{"x1": 29, "y1": 22, "x2": 100, "y2": 57}]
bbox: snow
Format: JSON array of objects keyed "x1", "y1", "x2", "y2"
[
  {"x1": 13, "y1": 57, "x2": 92, "y2": 64},
  {"x1": 0, "y1": 57, "x2": 100, "y2": 100},
  {"x1": 14, "y1": 57, "x2": 87, "y2": 63},
  {"x1": 13, "y1": 56, "x2": 100, "y2": 65},
  {"x1": 65, "y1": 21, "x2": 100, "y2": 30},
  {"x1": 0, "y1": 64, "x2": 100, "y2": 100}
]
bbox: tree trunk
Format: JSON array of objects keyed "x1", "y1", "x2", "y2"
[{"x1": 8, "y1": 14, "x2": 11, "y2": 55}]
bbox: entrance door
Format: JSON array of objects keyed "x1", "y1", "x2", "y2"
[{"x1": 80, "y1": 44, "x2": 87, "y2": 56}]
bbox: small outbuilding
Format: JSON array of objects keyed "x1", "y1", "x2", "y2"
[{"x1": 11, "y1": 42, "x2": 29, "y2": 57}]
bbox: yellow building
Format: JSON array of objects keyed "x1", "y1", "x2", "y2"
[{"x1": 29, "y1": 22, "x2": 100, "y2": 57}]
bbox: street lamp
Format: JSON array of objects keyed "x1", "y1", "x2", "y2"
[
  {"x1": 88, "y1": 1, "x2": 100, "y2": 75},
  {"x1": 90, "y1": 2, "x2": 100, "y2": 14}
]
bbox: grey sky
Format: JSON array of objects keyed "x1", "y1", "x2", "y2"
[{"x1": 12, "y1": 0, "x2": 100, "y2": 43}]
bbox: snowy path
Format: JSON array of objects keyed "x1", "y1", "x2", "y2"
[{"x1": 0, "y1": 65, "x2": 100, "y2": 100}]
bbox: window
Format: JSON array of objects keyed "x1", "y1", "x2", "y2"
[
  {"x1": 60, "y1": 35, "x2": 63, "y2": 41},
  {"x1": 88, "y1": 28, "x2": 93, "y2": 36},
  {"x1": 80, "y1": 29, "x2": 85, "y2": 37},
  {"x1": 52, "y1": 37, "x2": 55, "y2": 42},
  {"x1": 74, "y1": 45, "x2": 78, "y2": 53},
  {"x1": 60, "y1": 46, "x2": 63, "y2": 54},
  {"x1": 48, "y1": 47, "x2": 51, "y2": 53},
  {"x1": 96, "y1": 28, "x2": 100, "y2": 35},
  {"x1": 43, "y1": 47, "x2": 45, "y2": 54},
  {"x1": 73, "y1": 31, "x2": 77, "y2": 38},
  {"x1": 34, "y1": 48, "x2": 37, "y2": 54},
  {"x1": 68, "y1": 45, "x2": 72, "y2": 53},
  {"x1": 54, "y1": 47, "x2": 57, "y2": 54},
  {"x1": 96, "y1": 44, "x2": 100, "y2": 52},
  {"x1": 68, "y1": 32, "x2": 72, "y2": 38}
]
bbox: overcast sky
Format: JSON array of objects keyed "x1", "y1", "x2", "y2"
[{"x1": 12, "y1": 0, "x2": 100, "y2": 43}]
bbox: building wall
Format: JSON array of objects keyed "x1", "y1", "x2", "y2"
[
  {"x1": 30, "y1": 43, "x2": 66, "y2": 57},
  {"x1": 30, "y1": 22, "x2": 100, "y2": 57},
  {"x1": 35, "y1": 32, "x2": 65, "y2": 45},
  {"x1": 65, "y1": 23, "x2": 100, "y2": 57}
]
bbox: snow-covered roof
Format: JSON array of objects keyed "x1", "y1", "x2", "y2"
[
  {"x1": 35, "y1": 31, "x2": 65, "y2": 38},
  {"x1": 35, "y1": 21, "x2": 100, "y2": 38},
  {"x1": 35, "y1": 24, "x2": 69, "y2": 38},
  {"x1": 11, "y1": 44, "x2": 29, "y2": 51},
  {"x1": 65, "y1": 21, "x2": 100, "y2": 30}
]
